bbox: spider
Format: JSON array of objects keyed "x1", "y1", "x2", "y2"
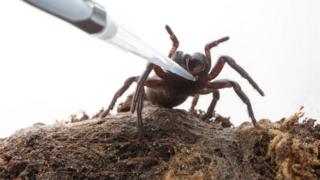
[{"x1": 101, "y1": 25, "x2": 264, "y2": 138}]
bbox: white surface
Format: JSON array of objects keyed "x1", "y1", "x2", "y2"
[{"x1": 0, "y1": 0, "x2": 319, "y2": 138}]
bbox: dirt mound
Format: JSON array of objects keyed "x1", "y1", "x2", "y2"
[{"x1": 0, "y1": 105, "x2": 319, "y2": 179}]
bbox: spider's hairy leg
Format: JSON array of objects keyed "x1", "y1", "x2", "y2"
[
  {"x1": 154, "y1": 25, "x2": 181, "y2": 79},
  {"x1": 131, "y1": 63, "x2": 165, "y2": 138},
  {"x1": 165, "y1": 24, "x2": 180, "y2": 58},
  {"x1": 207, "y1": 80, "x2": 259, "y2": 127},
  {"x1": 131, "y1": 64, "x2": 155, "y2": 114},
  {"x1": 102, "y1": 63, "x2": 163, "y2": 121},
  {"x1": 100, "y1": 76, "x2": 139, "y2": 118},
  {"x1": 209, "y1": 56, "x2": 264, "y2": 96},
  {"x1": 136, "y1": 87, "x2": 145, "y2": 139},
  {"x1": 204, "y1": 36, "x2": 230, "y2": 69},
  {"x1": 190, "y1": 89, "x2": 220, "y2": 121},
  {"x1": 189, "y1": 94, "x2": 200, "y2": 113},
  {"x1": 201, "y1": 90, "x2": 220, "y2": 122}
]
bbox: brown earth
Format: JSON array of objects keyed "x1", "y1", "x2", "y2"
[{"x1": 0, "y1": 104, "x2": 319, "y2": 180}]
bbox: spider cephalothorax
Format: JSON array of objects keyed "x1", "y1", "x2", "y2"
[
  {"x1": 173, "y1": 51, "x2": 209, "y2": 77},
  {"x1": 101, "y1": 25, "x2": 264, "y2": 138}
]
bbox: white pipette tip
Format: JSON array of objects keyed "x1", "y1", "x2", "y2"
[
  {"x1": 97, "y1": 18, "x2": 195, "y2": 81},
  {"x1": 22, "y1": 0, "x2": 195, "y2": 81},
  {"x1": 150, "y1": 56, "x2": 195, "y2": 81}
]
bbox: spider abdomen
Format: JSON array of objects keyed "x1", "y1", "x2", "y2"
[{"x1": 146, "y1": 86, "x2": 189, "y2": 108}]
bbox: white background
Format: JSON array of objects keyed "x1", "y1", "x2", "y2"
[{"x1": 0, "y1": 0, "x2": 319, "y2": 138}]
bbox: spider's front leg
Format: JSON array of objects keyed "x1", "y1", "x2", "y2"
[
  {"x1": 101, "y1": 64, "x2": 163, "y2": 121},
  {"x1": 130, "y1": 63, "x2": 154, "y2": 139},
  {"x1": 131, "y1": 64, "x2": 155, "y2": 114},
  {"x1": 131, "y1": 64, "x2": 166, "y2": 138},
  {"x1": 154, "y1": 25, "x2": 180, "y2": 79},
  {"x1": 165, "y1": 24, "x2": 179, "y2": 58},
  {"x1": 136, "y1": 86, "x2": 145, "y2": 138}
]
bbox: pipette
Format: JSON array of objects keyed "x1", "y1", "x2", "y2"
[{"x1": 22, "y1": 0, "x2": 195, "y2": 81}]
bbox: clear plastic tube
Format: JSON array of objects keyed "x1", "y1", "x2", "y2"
[
  {"x1": 25, "y1": 0, "x2": 92, "y2": 21},
  {"x1": 24, "y1": 0, "x2": 194, "y2": 81},
  {"x1": 95, "y1": 16, "x2": 195, "y2": 81}
]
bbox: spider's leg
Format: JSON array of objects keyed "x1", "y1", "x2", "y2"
[
  {"x1": 131, "y1": 64, "x2": 165, "y2": 138},
  {"x1": 131, "y1": 63, "x2": 154, "y2": 114},
  {"x1": 100, "y1": 76, "x2": 139, "y2": 118},
  {"x1": 165, "y1": 25, "x2": 179, "y2": 58},
  {"x1": 154, "y1": 25, "x2": 180, "y2": 78},
  {"x1": 136, "y1": 87, "x2": 145, "y2": 139},
  {"x1": 209, "y1": 56, "x2": 264, "y2": 96},
  {"x1": 205, "y1": 37, "x2": 230, "y2": 70},
  {"x1": 190, "y1": 89, "x2": 220, "y2": 121},
  {"x1": 132, "y1": 72, "x2": 165, "y2": 114},
  {"x1": 201, "y1": 90, "x2": 220, "y2": 122},
  {"x1": 189, "y1": 94, "x2": 200, "y2": 113},
  {"x1": 207, "y1": 80, "x2": 259, "y2": 127}
]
